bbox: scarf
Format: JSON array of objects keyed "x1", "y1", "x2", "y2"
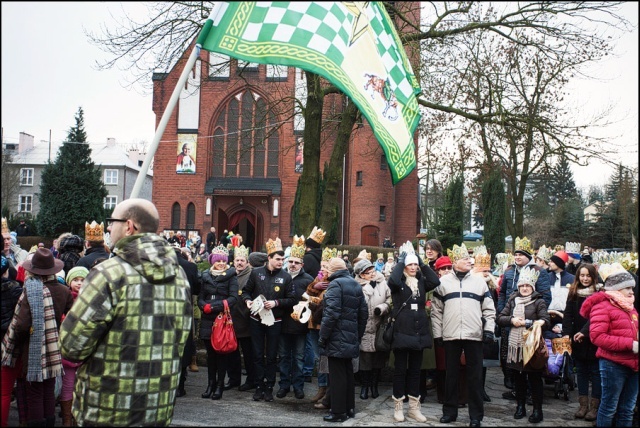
[
  {"x1": 405, "y1": 275, "x2": 419, "y2": 297},
  {"x1": 605, "y1": 290, "x2": 635, "y2": 312},
  {"x1": 25, "y1": 278, "x2": 63, "y2": 381},
  {"x1": 507, "y1": 295, "x2": 533, "y2": 364},
  {"x1": 210, "y1": 267, "x2": 228, "y2": 276}
]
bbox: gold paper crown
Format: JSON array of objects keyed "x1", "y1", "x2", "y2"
[
  {"x1": 266, "y1": 237, "x2": 283, "y2": 255},
  {"x1": 1, "y1": 217, "x2": 8, "y2": 235},
  {"x1": 342, "y1": 250, "x2": 348, "y2": 256},
  {"x1": 308, "y1": 226, "x2": 326, "y2": 245},
  {"x1": 447, "y1": 243, "x2": 469, "y2": 263},
  {"x1": 554, "y1": 244, "x2": 564, "y2": 252},
  {"x1": 517, "y1": 266, "x2": 540, "y2": 287},
  {"x1": 387, "y1": 252, "x2": 394, "y2": 260},
  {"x1": 377, "y1": 253, "x2": 384, "y2": 260},
  {"x1": 473, "y1": 246, "x2": 491, "y2": 270},
  {"x1": 322, "y1": 247, "x2": 337, "y2": 262},
  {"x1": 535, "y1": 245, "x2": 553, "y2": 262},
  {"x1": 85, "y1": 221, "x2": 105, "y2": 242},
  {"x1": 234, "y1": 245, "x2": 249, "y2": 260},
  {"x1": 337, "y1": 250, "x2": 343, "y2": 258},
  {"x1": 565, "y1": 242, "x2": 581, "y2": 254},
  {"x1": 514, "y1": 236, "x2": 533, "y2": 255},
  {"x1": 29, "y1": 245, "x2": 38, "y2": 254},
  {"x1": 290, "y1": 235, "x2": 306, "y2": 259}
]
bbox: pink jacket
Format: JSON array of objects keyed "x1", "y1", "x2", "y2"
[{"x1": 580, "y1": 292, "x2": 639, "y2": 371}]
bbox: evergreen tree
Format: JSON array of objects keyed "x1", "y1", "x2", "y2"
[
  {"x1": 548, "y1": 154, "x2": 578, "y2": 203},
  {"x1": 551, "y1": 197, "x2": 584, "y2": 244},
  {"x1": 482, "y1": 170, "x2": 506, "y2": 264},
  {"x1": 434, "y1": 175, "x2": 464, "y2": 252},
  {"x1": 37, "y1": 107, "x2": 108, "y2": 237}
]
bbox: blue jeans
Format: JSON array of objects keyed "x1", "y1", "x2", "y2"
[
  {"x1": 575, "y1": 358, "x2": 601, "y2": 399},
  {"x1": 307, "y1": 329, "x2": 328, "y2": 387},
  {"x1": 278, "y1": 332, "x2": 307, "y2": 392},
  {"x1": 303, "y1": 334, "x2": 315, "y2": 377},
  {"x1": 597, "y1": 358, "x2": 639, "y2": 427},
  {"x1": 249, "y1": 318, "x2": 282, "y2": 388}
]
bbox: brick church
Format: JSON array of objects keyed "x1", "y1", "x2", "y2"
[{"x1": 150, "y1": 3, "x2": 420, "y2": 252}]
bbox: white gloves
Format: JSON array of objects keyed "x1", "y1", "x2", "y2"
[{"x1": 633, "y1": 341, "x2": 638, "y2": 354}]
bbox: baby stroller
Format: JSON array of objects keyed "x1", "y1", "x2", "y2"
[{"x1": 543, "y1": 337, "x2": 576, "y2": 401}]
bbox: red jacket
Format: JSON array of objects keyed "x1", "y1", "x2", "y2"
[{"x1": 580, "y1": 291, "x2": 639, "y2": 371}]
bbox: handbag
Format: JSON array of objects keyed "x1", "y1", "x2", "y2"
[
  {"x1": 381, "y1": 294, "x2": 414, "y2": 347},
  {"x1": 211, "y1": 300, "x2": 238, "y2": 354},
  {"x1": 523, "y1": 321, "x2": 549, "y2": 370},
  {"x1": 375, "y1": 314, "x2": 391, "y2": 352}
]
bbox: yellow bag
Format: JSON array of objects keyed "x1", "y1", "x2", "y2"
[{"x1": 523, "y1": 320, "x2": 545, "y2": 367}]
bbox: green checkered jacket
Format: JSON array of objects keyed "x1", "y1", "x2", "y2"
[{"x1": 59, "y1": 233, "x2": 192, "y2": 427}]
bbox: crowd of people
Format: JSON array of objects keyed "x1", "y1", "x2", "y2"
[{"x1": 1, "y1": 206, "x2": 639, "y2": 427}]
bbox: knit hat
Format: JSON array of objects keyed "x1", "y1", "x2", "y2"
[
  {"x1": 434, "y1": 256, "x2": 452, "y2": 271},
  {"x1": 604, "y1": 270, "x2": 635, "y2": 291},
  {"x1": 66, "y1": 266, "x2": 89, "y2": 285},
  {"x1": 353, "y1": 259, "x2": 374, "y2": 275},
  {"x1": 248, "y1": 252, "x2": 268, "y2": 267},
  {"x1": 405, "y1": 253, "x2": 419, "y2": 265},
  {"x1": 326, "y1": 257, "x2": 346, "y2": 276},
  {"x1": 550, "y1": 251, "x2": 569, "y2": 270},
  {"x1": 209, "y1": 244, "x2": 229, "y2": 264}
]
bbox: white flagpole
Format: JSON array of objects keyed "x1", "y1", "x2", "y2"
[{"x1": 130, "y1": 43, "x2": 202, "y2": 199}]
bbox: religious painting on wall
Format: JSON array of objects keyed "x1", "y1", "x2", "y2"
[
  {"x1": 294, "y1": 136, "x2": 304, "y2": 173},
  {"x1": 176, "y1": 134, "x2": 197, "y2": 174}
]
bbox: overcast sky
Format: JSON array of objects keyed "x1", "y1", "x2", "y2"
[{"x1": 1, "y1": 2, "x2": 637, "y2": 189}]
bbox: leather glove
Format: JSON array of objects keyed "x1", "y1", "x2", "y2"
[
  {"x1": 203, "y1": 303, "x2": 212, "y2": 314},
  {"x1": 434, "y1": 337, "x2": 444, "y2": 347},
  {"x1": 398, "y1": 251, "x2": 407, "y2": 265},
  {"x1": 483, "y1": 331, "x2": 495, "y2": 344},
  {"x1": 318, "y1": 338, "x2": 327, "y2": 348},
  {"x1": 313, "y1": 281, "x2": 328, "y2": 291},
  {"x1": 418, "y1": 255, "x2": 425, "y2": 268},
  {"x1": 374, "y1": 307, "x2": 382, "y2": 316}
]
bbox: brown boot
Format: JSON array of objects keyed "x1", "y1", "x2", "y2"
[
  {"x1": 575, "y1": 395, "x2": 589, "y2": 419},
  {"x1": 310, "y1": 386, "x2": 327, "y2": 403},
  {"x1": 189, "y1": 355, "x2": 199, "y2": 372},
  {"x1": 584, "y1": 398, "x2": 599, "y2": 421},
  {"x1": 59, "y1": 400, "x2": 74, "y2": 427}
]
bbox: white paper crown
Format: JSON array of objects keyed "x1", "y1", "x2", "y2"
[
  {"x1": 536, "y1": 245, "x2": 553, "y2": 262},
  {"x1": 234, "y1": 245, "x2": 249, "y2": 260},
  {"x1": 597, "y1": 262, "x2": 626, "y2": 282},
  {"x1": 565, "y1": 242, "x2": 581, "y2": 254},
  {"x1": 517, "y1": 266, "x2": 540, "y2": 287}
]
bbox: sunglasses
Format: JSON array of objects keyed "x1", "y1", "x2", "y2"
[
  {"x1": 106, "y1": 217, "x2": 138, "y2": 231},
  {"x1": 439, "y1": 266, "x2": 452, "y2": 271}
]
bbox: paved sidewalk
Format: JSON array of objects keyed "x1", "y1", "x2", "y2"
[{"x1": 5, "y1": 365, "x2": 596, "y2": 427}]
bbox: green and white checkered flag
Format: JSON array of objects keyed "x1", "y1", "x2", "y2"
[{"x1": 198, "y1": 1, "x2": 421, "y2": 184}]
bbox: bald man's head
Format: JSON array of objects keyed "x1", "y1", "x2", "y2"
[{"x1": 116, "y1": 198, "x2": 160, "y2": 234}]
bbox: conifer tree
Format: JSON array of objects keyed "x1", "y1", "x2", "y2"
[
  {"x1": 37, "y1": 107, "x2": 108, "y2": 237},
  {"x1": 482, "y1": 170, "x2": 506, "y2": 264},
  {"x1": 435, "y1": 175, "x2": 464, "y2": 251},
  {"x1": 548, "y1": 154, "x2": 578, "y2": 203}
]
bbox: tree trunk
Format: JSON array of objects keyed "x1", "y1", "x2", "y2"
[{"x1": 297, "y1": 73, "x2": 324, "y2": 234}]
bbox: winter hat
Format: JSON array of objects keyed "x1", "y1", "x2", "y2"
[
  {"x1": 404, "y1": 253, "x2": 419, "y2": 266},
  {"x1": 604, "y1": 270, "x2": 635, "y2": 292},
  {"x1": 248, "y1": 252, "x2": 268, "y2": 267},
  {"x1": 354, "y1": 259, "x2": 374, "y2": 276},
  {"x1": 66, "y1": 266, "x2": 89, "y2": 285},
  {"x1": 326, "y1": 257, "x2": 346, "y2": 276},
  {"x1": 434, "y1": 256, "x2": 453, "y2": 271},
  {"x1": 550, "y1": 251, "x2": 569, "y2": 270}
]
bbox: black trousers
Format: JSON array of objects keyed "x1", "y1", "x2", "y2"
[
  {"x1": 514, "y1": 370, "x2": 543, "y2": 405},
  {"x1": 227, "y1": 336, "x2": 256, "y2": 385},
  {"x1": 443, "y1": 340, "x2": 484, "y2": 421},
  {"x1": 328, "y1": 357, "x2": 355, "y2": 415},
  {"x1": 392, "y1": 348, "x2": 422, "y2": 398},
  {"x1": 203, "y1": 339, "x2": 229, "y2": 384}
]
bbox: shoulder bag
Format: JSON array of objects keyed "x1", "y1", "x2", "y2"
[
  {"x1": 211, "y1": 300, "x2": 238, "y2": 354},
  {"x1": 378, "y1": 293, "x2": 413, "y2": 349}
]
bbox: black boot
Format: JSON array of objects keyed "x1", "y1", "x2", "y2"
[
  {"x1": 514, "y1": 400, "x2": 527, "y2": 419},
  {"x1": 528, "y1": 404, "x2": 543, "y2": 423},
  {"x1": 201, "y1": 380, "x2": 215, "y2": 398},
  {"x1": 371, "y1": 369, "x2": 380, "y2": 399},
  {"x1": 359, "y1": 370, "x2": 370, "y2": 400},
  {"x1": 211, "y1": 380, "x2": 224, "y2": 400}
]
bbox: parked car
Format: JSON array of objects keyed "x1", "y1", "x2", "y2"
[{"x1": 463, "y1": 232, "x2": 483, "y2": 242}]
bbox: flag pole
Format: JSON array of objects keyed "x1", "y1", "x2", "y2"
[{"x1": 130, "y1": 42, "x2": 202, "y2": 199}]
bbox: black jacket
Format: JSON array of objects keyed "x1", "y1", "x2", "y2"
[
  {"x1": 241, "y1": 265, "x2": 296, "y2": 320},
  {"x1": 387, "y1": 262, "x2": 440, "y2": 350},
  {"x1": 198, "y1": 267, "x2": 238, "y2": 340},
  {"x1": 1, "y1": 277, "x2": 23, "y2": 339},
  {"x1": 319, "y1": 269, "x2": 368, "y2": 359},
  {"x1": 303, "y1": 248, "x2": 322, "y2": 279},
  {"x1": 562, "y1": 292, "x2": 598, "y2": 361},
  {"x1": 75, "y1": 245, "x2": 110, "y2": 270},
  {"x1": 281, "y1": 268, "x2": 314, "y2": 335}
]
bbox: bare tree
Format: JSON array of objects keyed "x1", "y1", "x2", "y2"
[{"x1": 1, "y1": 149, "x2": 20, "y2": 217}]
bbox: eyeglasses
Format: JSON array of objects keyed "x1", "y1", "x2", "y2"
[
  {"x1": 106, "y1": 218, "x2": 138, "y2": 231},
  {"x1": 288, "y1": 260, "x2": 302, "y2": 265}
]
